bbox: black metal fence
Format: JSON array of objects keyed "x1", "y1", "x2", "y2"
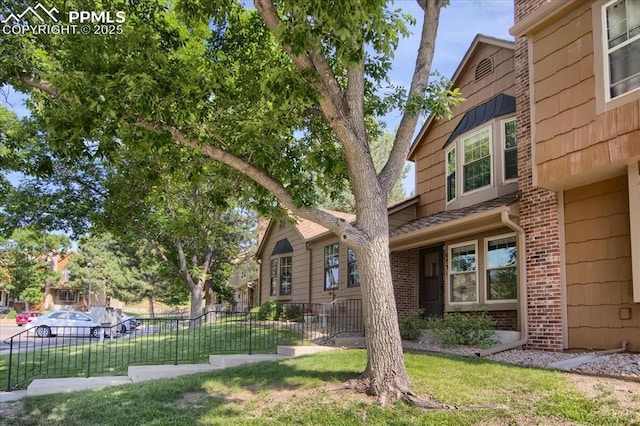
[{"x1": 3, "y1": 300, "x2": 363, "y2": 391}]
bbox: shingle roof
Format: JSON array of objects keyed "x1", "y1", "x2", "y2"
[
  {"x1": 390, "y1": 192, "x2": 520, "y2": 238},
  {"x1": 294, "y1": 210, "x2": 356, "y2": 241}
]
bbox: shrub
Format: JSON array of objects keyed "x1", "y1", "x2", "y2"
[
  {"x1": 6, "y1": 309, "x2": 17, "y2": 319},
  {"x1": 426, "y1": 306, "x2": 498, "y2": 348},
  {"x1": 281, "y1": 304, "x2": 303, "y2": 322},
  {"x1": 398, "y1": 310, "x2": 428, "y2": 341},
  {"x1": 255, "y1": 301, "x2": 280, "y2": 321}
]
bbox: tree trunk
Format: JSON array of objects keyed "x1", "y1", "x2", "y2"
[
  {"x1": 190, "y1": 284, "x2": 204, "y2": 320},
  {"x1": 355, "y1": 199, "x2": 411, "y2": 400},
  {"x1": 148, "y1": 296, "x2": 155, "y2": 318}
]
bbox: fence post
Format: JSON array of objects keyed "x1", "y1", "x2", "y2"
[
  {"x1": 248, "y1": 312, "x2": 253, "y2": 355},
  {"x1": 86, "y1": 335, "x2": 92, "y2": 378},
  {"x1": 6, "y1": 336, "x2": 14, "y2": 392},
  {"x1": 174, "y1": 319, "x2": 179, "y2": 365}
]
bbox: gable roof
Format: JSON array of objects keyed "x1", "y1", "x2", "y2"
[
  {"x1": 256, "y1": 210, "x2": 356, "y2": 257},
  {"x1": 408, "y1": 34, "x2": 514, "y2": 161}
]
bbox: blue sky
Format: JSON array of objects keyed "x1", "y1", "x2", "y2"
[{"x1": 2, "y1": 0, "x2": 515, "y2": 195}]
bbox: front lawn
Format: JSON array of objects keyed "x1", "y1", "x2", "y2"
[{"x1": 2, "y1": 349, "x2": 637, "y2": 425}]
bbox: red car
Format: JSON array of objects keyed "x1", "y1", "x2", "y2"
[{"x1": 16, "y1": 311, "x2": 41, "y2": 326}]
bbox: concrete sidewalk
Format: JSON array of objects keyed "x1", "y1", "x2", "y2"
[{"x1": 1, "y1": 345, "x2": 338, "y2": 403}]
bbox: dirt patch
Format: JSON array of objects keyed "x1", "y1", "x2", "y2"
[
  {"x1": 0, "y1": 400, "x2": 23, "y2": 419},
  {"x1": 566, "y1": 374, "x2": 640, "y2": 411}
]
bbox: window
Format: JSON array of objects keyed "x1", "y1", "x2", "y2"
[
  {"x1": 269, "y1": 259, "x2": 278, "y2": 296},
  {"x1": 463, "y1": 127, "x2": 491, "y2": 193},
  {"x1": 59, "y1": 290, "x2": 76, "y2": 302},
  {"x1": 503, "y1": 119, "x2": 518, "y2": 181},
  {"x1": 279, "y1": 256, "x2": 292, "y2": 295},
  {"x1": 449, "y1": 242, "x2": 478, "y2": 303},
  {"x1": 486, "y1": 236, "x2": 517, "y2": 301},
  {"x1": 347, "y1": 248, "x2": 360, "y2": 287},
  {"x1": 604, "y1": 0, "x2": 640, "y2": 99},
  {"x1": 446, "y1": 146, "x2": 456, "y2": 202},
  {"x1": 324, "y1": 243, "x2": 339, "y2": 290}
]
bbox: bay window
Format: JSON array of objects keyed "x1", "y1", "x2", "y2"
[
  {"x1": 604, "y1": 0, "x2": 640, "y2": 99},
  {"x1": 347, "y1": 248, "x2": 360, "y2": 287},
  {"x1": 324, "y1": 243, "x2": 339, "y2": 290},
  {"x1": 463, "y1": 128, "x2": 492, "y2": 193}
]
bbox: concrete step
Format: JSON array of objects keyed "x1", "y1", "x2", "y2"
[
  {"x1": 27, "y1": 376, "x2": 132, "y2": 396},
  {"x1": 128, "y1": 364, "x2": 221, "y2": 383},
  {"x1": 209, "y1": 354, "x2": 288, "y2": 368},
  {"x1": 277, "y1": 345, "x2": 338, "y2": 356}
]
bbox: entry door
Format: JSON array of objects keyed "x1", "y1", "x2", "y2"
[{"x1": 419, "y1": 246, "x2": 444, "y2": 318}]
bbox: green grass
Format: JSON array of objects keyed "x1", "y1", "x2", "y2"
[
  {"x1": 2, "y1": 350, "x2": 637, "y2": 426},
  {"x1": 1, "y1": 318, "x2": 301, "y2": 389}
]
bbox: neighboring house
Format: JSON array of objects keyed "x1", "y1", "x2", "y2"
[
  {"x1": 256, "y1": 211, "x2": 359, "y2": 305},
  {"x1": 511, "y1": 0, "x2": 640, "y2": 351},
  {"x1": 388, "y1": 35, "x2": 523, "y2": 332},
  {"x1": 43, "y1": 252, "x2": 83, "y2": 310},
  {"x1": 230, "y1": 250, "x2": 259, "y2": 311}
]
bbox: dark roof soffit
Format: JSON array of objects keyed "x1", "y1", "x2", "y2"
[{"x1": 443, "y1": 93, "x2": 515, "y2": 148}]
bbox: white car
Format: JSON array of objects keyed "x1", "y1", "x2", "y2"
[
  {"x1": 28, "y1": 310, "x2": 107, "y2": 338},
  {"x1": 119, "y1": 315, "x2": 142, "y2": 333}
]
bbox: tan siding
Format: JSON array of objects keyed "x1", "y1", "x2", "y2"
[
  {"x1": 388, "y1": 205, "x2": 417, "y2": 232},
  {"x1": 564, "y1": 176, "x2": 639, "y2": 351},
  {"x1": 530, "y1": 2, "x2": 640, "y2": 190},
  {"x1": 413, "y1": 42, "x2": 515, "y2": 218}
]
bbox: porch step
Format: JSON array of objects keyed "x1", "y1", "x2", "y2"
[{"x1": 277, "y1": 345, "x2": 339, "y2": 356}]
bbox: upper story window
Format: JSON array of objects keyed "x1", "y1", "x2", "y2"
[
  {"x1": 604, "y1": 0, "x2": 640, "y2": 99},
  {"x1": 463, "y1": 127, "x2": 492, "y2": 193},
  {"x1": 503, "y1": 118, "x2": 518, "y2": 181},
  {"x1": 324, "y1": 243, "x2": 339, "y2": 290},
  {"x1": 347, "y1": 248, "x2": 360, "y2": 287}
]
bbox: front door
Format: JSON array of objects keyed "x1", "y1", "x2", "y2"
[{"x1": 419, "y1": 246, "x2": 444, "y2": 318}]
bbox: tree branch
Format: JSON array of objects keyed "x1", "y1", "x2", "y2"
[{"x1": 379, "y1": 0, "x2": 444, "y2": 194}]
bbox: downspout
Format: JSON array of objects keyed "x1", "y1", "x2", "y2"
[
  {"x1": 476, "y1": 210, "x2": 528, "y2": 357},
  {"x1": 306, "y1": 243, "x2": 313, "y2": 303},
  {"x1": 256, "y1": 259, "x2": 262, "y2": 306}
]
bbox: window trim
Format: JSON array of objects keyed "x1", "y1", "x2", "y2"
[
  {"x1": 593, "y1": 0, "x2": 640, "y2": 113},
  {"x1": 485, "y1": 233, "x2": 518, "y2": 304},
  {"x1": 462, "y1": 125, "x2": 493, "y2": 195},
  {"x1": 501, "y1": 118, "x2": 518, "y2": 184},
  {"x1": 448, "y1": 240, "x2": 479, "y2": 305},
  {"x1": 445, "y1": 145, "x2": 457, "y2": 205},
  {"x1": 347, "y1": 248, "x2": 360, "y2": 288},
  {"x1": 324, "y1": 243, "x2": 340, "y2": 291}
]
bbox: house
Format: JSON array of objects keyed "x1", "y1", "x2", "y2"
[
  {"x1": 510, "y1": 0, "x2": 640, "y2": 351},
  {"x1": 388, "y1": 35, "x2": 523, "y2": 333},
  {"x1": 257, "y1": 0, "x2": 640, "y2": 353},
  {"x1": 230, "y1": 250, "x2": 259, "y2": 311},
  {"x1": 256, "y1": 211, "x2": 358, "y2": 305},
  {"x1": 43, "y1": 252, "x2": 82, "y2": 310}
]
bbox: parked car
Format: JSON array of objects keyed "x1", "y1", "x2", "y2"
[
  {"x1": 28, "y1": 310, "x2": 107, "y2": 338},
  {"x1": 16, "y1": 311, "x2": 41, "y2": 326},
  {"x1": 118, "y1": 315, "x2": 142, "y2": 333}
]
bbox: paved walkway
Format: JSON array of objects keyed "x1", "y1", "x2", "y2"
[{"x1": 1, "y1": 345, "x2": 338, "y2": 403}]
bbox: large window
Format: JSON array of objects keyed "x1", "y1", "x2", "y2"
[
  {"x1": 279, "y1": 256, "x2": 292, "y2": 295},
  {"x1": 604, "y1": 0, "x2": 640, "y2": 99},
  {"x1": 324, "y1": 243, "x2": 339, "y2": 290},
  {"x1": 449, "y1": 242, "x2": 478, "y2": 303},
  {"x1": 446, "y1": 146, "x2": 456, "y2": 202},
  {"x1": 463, "y1": 128, "x2": 492, "y2": 193},
  {"x1": 503, "y1": 119, "x2": 518, "y2": 181},
  {"x1": 269, "y1": 259, "x2": 278, "y2": 296},
  {"x1": 347, "y1": 248, "x2": 360, "y2": 287},
  {"x1": 486, "y1": 235, "x2": 517, "y2": 301}
]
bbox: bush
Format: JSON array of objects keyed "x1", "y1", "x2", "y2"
[
  {"x1": 398, "y1": 310, "x2": 428, "y2": 341},
  {"x1": 426, "y1": 306, "x2": 498, "y2": 349},
  {"x1": 255, "y1": 301, "x2": 280, "y2": 321},
  {"x1": 281, "y1": 304, "x2": 303, "y2": 322},
  {"x1": 6, "y1": 309, "x2": 17, "y2": 319}
]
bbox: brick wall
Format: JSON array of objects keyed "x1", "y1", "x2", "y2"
[
  {"x1": 515, "y1": 0, "x2": 565, "y2": 351},
  {"x1": 488, "y1": 310, "x2": 518, "y2": 331},
  {"x1": 391, "y1": 249, "x2": 419, "y2": 314}
]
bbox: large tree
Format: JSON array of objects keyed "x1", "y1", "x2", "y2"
[{"x1": 1, "y1": 0, "x2": 459, "y2": 402}]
